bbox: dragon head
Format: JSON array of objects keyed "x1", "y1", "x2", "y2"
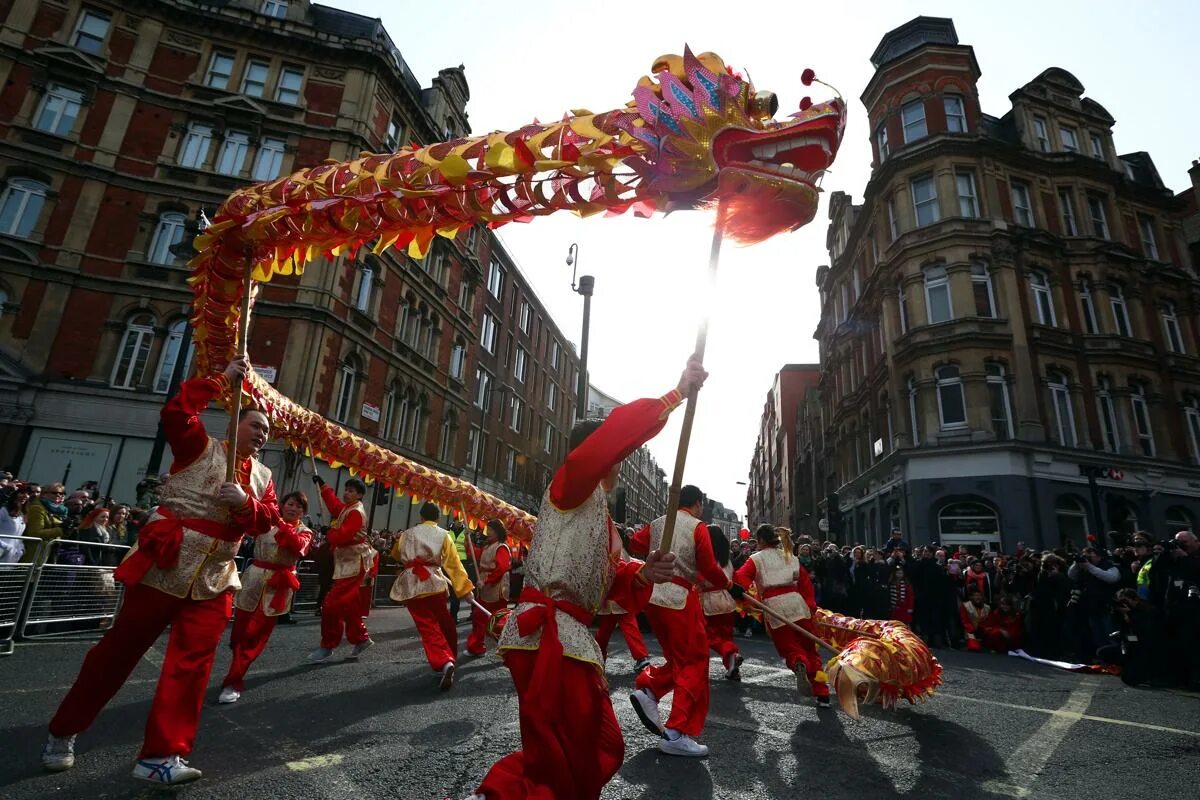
[{"x1": 618, "y1": 48, "x2": 846, "y2": 244}]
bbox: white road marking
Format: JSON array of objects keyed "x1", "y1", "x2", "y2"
[
  {"x1": 142, "y1": 644, "x2": 164, "y2": 667},
  {"x1": 980, "y1": 678, "x2": 1098, "y2": 799},
  {"x1": 938, "y1": 690, "x2": 1200, "y2": 738},
  {"x1": 286, "y1": 753, "x2": 344, "y2": 771}
]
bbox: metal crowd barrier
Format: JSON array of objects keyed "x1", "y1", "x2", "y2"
[
  {"x1": 293, "y1": 559, "x2": 322, "y2": 611},
  {"x1": 0, "y1": 534, "x2": 40, "y2": 656},
  {"x1": 19, "y1": 538, "x2": 130, "y2": 640}
]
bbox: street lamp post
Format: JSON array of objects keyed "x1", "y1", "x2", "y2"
[{"x1": 566, "y1": 243, "x2": 594, "y2": 420}]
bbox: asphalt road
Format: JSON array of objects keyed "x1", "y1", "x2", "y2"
[{"x1": 1, "y1": 606, "x2": 1197, "y2": 800}]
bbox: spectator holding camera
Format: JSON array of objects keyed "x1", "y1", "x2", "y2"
[
  {"x1": 1067, "y1": 545, "x2": 1120, "y2": 662},
  {"x1": 1098, "y1": 588, "x2": 1169, "y2": 687},
  {"x1": 1153, "y1": 531, "x2": 1200, "y2": 687},
  {"x1": 1028, "y1": 554, "x2": 1071, "y2": 659}
]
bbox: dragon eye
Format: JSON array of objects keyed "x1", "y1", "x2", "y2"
[{"x1": 750, "y1": 91, "x2": 779, "y2": 121}]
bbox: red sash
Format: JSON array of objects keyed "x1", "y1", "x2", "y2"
[
  {"x1": 252, "y1": 559, "x2": 301, "y2": 612},
  {"x1": 114, "y1": 506, "x2": 240, "y2": 587},
  {"x1": 404, "y1": 559, "x2": 436, "y2": 581},
  {"x1": 763, "y1": 585, "x2": 800, "y2": 600},
  {"x1": 514, "y1": 586, "x2": 593, "y2": 717},
  {"x1": 669, "y1": 576, "x2": 696, "y2": 592}
]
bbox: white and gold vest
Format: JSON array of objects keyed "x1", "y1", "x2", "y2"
[
  {"x1": 131, "y1": 438, "x2": 271, "y2": 600},
  {"x1": 236, "y1": 522, "x2": 310, "y2": 616},
  {"x1": 646, "y1": 512, "x2": 701, "y2": 610},
  {"x1": 498, "y1": 485, "x2": 613, "y2": 668},
  {"x1": 749, "y1": 547, "x2": 810, "y2": 628},
  {"x1": 331, "y1": 500, "x2": 374, "y2": 582},
  {"x1": 701, "y1": 563, "x2": 737, "y2": 616},
  {"x1": 477, "y1": 541, "x2": 511, "y2": 604},
  {"x1": 389, "y1": 522, "x2": 451, "y2": 602}
]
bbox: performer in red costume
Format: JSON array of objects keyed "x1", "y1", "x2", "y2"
[
  {"x1": 731, "y1": 525, "x2": 831, "y2": 707},
  {"x1": 960, "y1": 589, "x2": 992, "y2": 652},
  {"x1": 390, "y1": 501, "x2": 474, "y2": 689},
  {"x1": 700, "y1": 525, "x2": 742, "y2": 682},
  {"x1": 308, "y1": 476, "x2": 376, "y2": 662},
  {"x1": 218, "y1": 491, "x2": 313, "y2": 703},
  {"x1": 594, "y1": 531, "x2": 652, "y2": 674},
  {"x1": 627, "y1": 484, "x2": 733, "y2": 757},
  {"x1": 467, "y1": 519, "x2": 512, "y2": 658},
  {"x1": 42, "y1": 357, "x2": 280, "y2": 784},
  {"x1": 464, "y1": 357, "x2": 705, "y2": 800}
]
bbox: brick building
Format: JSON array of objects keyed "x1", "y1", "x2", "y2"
[
  {"x1": 744, "y1": 363, "x2": 820, "y2": 530},
  {"x1": 0, "y1": 0, "x2": 577, "y2": 523},
  {"x1": 795, "y1": 17, "x2": 1199, "y2": 552}
]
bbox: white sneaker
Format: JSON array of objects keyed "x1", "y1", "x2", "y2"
[
  {"x1": 629, "y1": 688, "x2": 663, "y2": 737},
  {"x1": 795, "y1": 666, "x2": 813, "y2": 696},
  {"x1": 132, "y1": 755, "x2": 202, "y2": 784},
  {"x1": 723, "y1": 652, "x2": 743, "y2": 681},
  {"x1": 349, "y1": 639, "x2": 374, "y2": 658},
  {"x1": 439, "y1": 662, "x2": 456, "y2": 691},
  {"x1": 307, "y1": 647, "x2": 334, "y2": 663},
  {"x1": 41, "y1": 733, "x2": 76, "y2": 772},
  {"x1": 658, "y1": 731, "x2": 708, "y2": 758},
  {"x1": 218, "y1": 686, "x2": 240, "y2": 704}
]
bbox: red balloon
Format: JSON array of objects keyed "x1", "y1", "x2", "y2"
[{"x1": 739, "y1": 529, "x2": 750, "y2": 540}]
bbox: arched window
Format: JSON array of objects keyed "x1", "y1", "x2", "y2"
[
  {"x1": 1048, "y1": 371, "x2": 1076, "y2": 446},
  {"x1": 111, "y1": 314, "x2": 155, "y2": 389},
  {"x1": 148, "y1": 212, "x2": 187, "y2": 265},
  {"x1": 943, "y1": 93, "x2": 967, "y2": 133},
  {"x1": 1110, "y1": 284, "x2": 1132, "y2": 337},
  {"x1": 438, "y1": 411, "x2": 458, "y2": 462},
  {"x1": 971, "y1": 261, "x2": 996, "y2": 318},
  {"x1": 334, "y1": 357, "x2": 358, "y2": 423},
  {"x1": 354, "y1": 263, "x2": 374, "y2": 312},
  {"x1": 938, "y1": 501, "x2": 1001, "y2": 550},
  {"x1": 1078, "y1": 278, "x2": 1099, "y2": 333},
  {"x1": 1108, "y1": 499, "x2": 1138, "y2": 537},
  {"x1": 1184, "y1": 395, "x2": 1200, "y2": 465},
  {"x1": 395, "y1": 391, "x2": 413, "y2": 442},
  {"x1": 1029, "y1": 270, "x2": 1056, "y2": 326},
  {"x1": 381, "y1": 384, "x2": 397, "y2": 437},
  {"x1": 986, "y1": 363, "x2": 1013, "y2": 440},
  {"x1": 1165, "y1": 506, "x2": 1195, "y2": 534},
  {"x1": 405, "y1": 395, "x2": 428, "y2": 451},
  {"x1": 153, "y1": 319, "x2": 193, "y2": 394},
  {"x1": 901, "y1": 98, "x2": 927, "y2": 143},
  {"x1": 0, "y1": 178, "x2": 48, "y2": 238},
  {"x1": 1055, "y1": 496, "x2": 1090, "y2": 547},
  {"x1": 935, "y1": 365, "x2": 966, "y2": 429}
]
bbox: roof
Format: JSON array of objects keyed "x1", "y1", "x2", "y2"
[{"x1": 870, "y1": 16, "x2": 959, "y2": 68}]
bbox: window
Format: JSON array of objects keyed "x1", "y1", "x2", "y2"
[
  {"x1": 514, "y1": 346, "x2": 528, "y2": 383},
  {"x1": 1185, "y1": 397, "x2": 1200, "y2": 464},
  {"x1": 216, "y1": 131, "x2": 250, "y2": 176},
  {"x1": 385, "y1": 115, "x2": 404, "y2": 151},
  {"x1": 901, "y1": 99, "x2": 927, "y2": 143},
  {"x1": 944, "y1": 95, "x2": 966, "y2": 132},
  {"x1": 1029, "y1": 271, "x2": 1056, "y2": 326},
  {"x1": 334, "y1": 362, "x2": 356, "y2": 423},
  {"x1": 1049, "y1": 372, "x2": 1076, "y2": 447},
  {"x1": 898, "y1": 284, "x2": 909, "y2": 333},
  {"x1": 987, "y1": 363, "x2": 1013, "y2": 440},
  {"x1": 1059, "y1": 126, "x2": 1079, "y2": 153},
  {"x1": 1110, "y1": 284, "x2": 1131, "y2": 337},
  {"x1": 111, "y1": 314, "x2": 155, "y2": 389},
  {"x1": 1058, "y1": 189, "x2": 1078, "y2": 236},
  {"x1": 935, "y1": 366, "x2": 966, "y2": 429},
  {"x1": 474, "y1": 368, "x2": 492, "y2": 409},
  {"x1": 404, "y1": 399, "x2": 426, "y2": 450},
  {"x1": 152, "y1": 320, "x2": 193, "y2": 393},
  {"x1": 911, "y1": 175, "x2": 939, "y2": 226},
  {"x1": 261, "y1": 0, "x2": 289, "y2": 17},
  {"x1": 1130, "y1": 384, "x2": 1155, "y2": 457},
  {"x1": 876, "y1": 124, "x2": 889, "y2": 161},
  {"x1": 907, "y1": 377, "x2": 920, "y2": 446},
  {"x1": 466, "y1": 426, "x2": 483, "y2": 469},
  {"x1": 205, "y1": 52, "x2": 235, "y2": 89},
  {"x1": 542, "y1": 419, "x2": 553, "y2": 453},
  {"x1": 251, "y1": 137, "x2": 286, "y2": 181},
  {"x1": 956, "y1": 171, "x2": 978, "y2": 217},
  {"x1": 1032, "y1": 117, "x2": 1050, "y2": 152},
  {"x1": 971, "y1": 261, "x2": 996, "y2": 318},
  {"x1": 887, "y1": 196, "x2": 899, "y2": 241},
  {"x1": 72, "y1": 9, "x2": 109, "y2": 54},
  {"x1": 449, "y1": 338, "x2": 466, "y2": 380},
  {"x1": 1079, "y1": 279, "x2": 1099, "y2": 334},
  {"x1": 354, "y1": 265, "x2": 373, "y2": 312},
  {"x1": 179, "y1": 122, "x2": 213, "y2": 169},
  {"x1": 1087, "y1": 194, "x2": 1109, "y2": 238},
  {"x1": 1010, "y1": 181, "x2": 1033, "y2": 226},
  {"x1": 426, "y1": 245, "x2": 447, "y2": 285},
  {"x1": 1162, "y1": 302, "x2": 1185, "y2": 353},
  {"x1": 438, "y1": 415, "x2": 456, "y2": 462},
  {"x1": 394, "y1": 394, "x2": 412, "y2": 442},
  {"x1": 504, "y1": 448, "x2": 516, "y2": 482},
  {"x1": 487, "y1": 258, "x2": 505, "y2": 300},
  {"x1": 480, "y1": 311, "x2": 498, "y2": 353},
  {"x1": 519, "y1": 301, "x2": 532, "y2": 334},
  {"x1": 923, "y1": 266, "x2": 952, "y2": 324},
  {"x1": 240, "y1": 60, "x2": 270, "y2": 98},
  {"x1": 381, "y1": 387, "x2": 397, "y2": 439},
  {"x1": 1090, "y1": 134, "x2": 1104, "y2": 160},
  {"x1": 0, "y1": 178, "x2": 47, "y2": 238},
  {"x1": 509, "y1": 396, "x2": 523, "y2": 432},
  {"x1": 1138, "y1": 215, "x2": 1160, "y2": 260},
  {"x1": 1097, "y1": 377, "x2": 1120, "y2": 453},
  {"x1": 148, "y1": 212, "x2": 187, "y2": 265},
  {"x1": 275, "y1": 67, "x2": 304, "y2": 104},
  {"x1": 34, "y1": 84, "x2": 83, "y2": 136},
  {"x1": 549, "y1": 340, "x2": 561, "y2": 370},
  {"x1": 938, "y1": 502, "x2": 1001, "y2": 544},
  {"x1": 545, "y1": 382, "x2": 557, "y2": 412}
]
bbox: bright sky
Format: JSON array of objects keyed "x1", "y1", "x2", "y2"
[{"x1": 324, "y1": 0, "x2": 1200, "y2": 519}]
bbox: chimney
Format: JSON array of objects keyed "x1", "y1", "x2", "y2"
[{"x1": 1191, "y1": 158, "x2": 1200, "y2": 194}]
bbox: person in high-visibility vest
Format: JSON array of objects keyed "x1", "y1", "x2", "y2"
[{"x1": 447, "y1": 523, "x2": 474, "y2": 620}]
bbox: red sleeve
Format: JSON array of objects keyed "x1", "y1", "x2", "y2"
[
  {"x1": 606, "y1": 556, "x2": 652, "y2": 613},
  {"x1": 320, "y1": 485, "x2": 346, "y2": 518},
  {"x1": 549, "y1": 390, "x2": 683, "y2": 510},
  {"x1": 959, "y1": 604, "x2": 976, "y2": 632},
  {"x1": 231, "y1": 477, "x2": 280, "y2": 535},
  {"x1": 734, "y1": 557, "x2": 757, "y2": 589},
  {"x1": 275, "y1": 522, "x2": 312, "y2": 557},
  {"x1": 163, "y1": 375, "x2": 229, "y2": 473},
  {"x1": 692, "y1": 522, "x2": 730, "y2": 589},
  {"x1": 627, "y1": 523, "x2": 652, "y2": 558},
  {"x1": 486, "y1": 546, "x2": 511, "y2": 584},
  {"x1": 796, "y1": 563, "x2": 817, "y2": 609}
]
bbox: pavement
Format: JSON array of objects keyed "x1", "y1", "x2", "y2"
[{"x1": 1, "y1": 606, "x2": 1197, "y2": 800}]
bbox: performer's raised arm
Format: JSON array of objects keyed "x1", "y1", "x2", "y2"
[{"x1": 161, "y1": 365, "x2": 236, "y2": 472}]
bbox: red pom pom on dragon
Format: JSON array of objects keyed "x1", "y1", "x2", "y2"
[{"x1": 188, "y1": 46, "x2": 940, "y2": 716}]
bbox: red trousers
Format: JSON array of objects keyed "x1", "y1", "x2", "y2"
[
  {"x1": 320, "y1": 574, "x2": 370, "y2": 649},
  {"x1": 468, "y1": 597, "x2": 508, "y2": 656},
  {"x1": 407, "y1": 592, "x2": 458, "y2": 671},
  {"x1": 634, "y1": 593, "x2": 710, "y2": 737},
  {"x1": 222, "y1": 606, "x2": 277, "y2": 691},
  {"x1": 476, "y1": 649, "x2": 623, "y2": 800},
  {"x1": 704, "y1": 612, "x2": 741, "y2": 661},
  {"x1": 595, "y1": 612, "x2": 649, "y2": 662},
  {"x1": 49, "y1": 583, "x2": 232, "y2": 758},
  {"x1": 767, "y1": 618, "x2": 829, "y2": 698}
]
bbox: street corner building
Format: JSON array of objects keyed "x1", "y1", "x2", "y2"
[
  {"x1": 756, "y1": 17, "x2": 1200, "y2": 553},
  {"x1": 0, "y1": 0, "x2": 580, "y2": 516}
]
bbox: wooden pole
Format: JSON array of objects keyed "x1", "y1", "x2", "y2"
[
  {"x1": 740, "y1": 594, "x2": 841, "y2": 655},
  {"x1": 657, "y1": 200, "x2": 727, "y2": 556},
  {"x1": 225, "y1": 260, "x2": 255, "y2": 483}
]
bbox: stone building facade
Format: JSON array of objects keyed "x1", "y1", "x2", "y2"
[{"x1": 745, "y1": 364, "x2": 820, "y2": 531}]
